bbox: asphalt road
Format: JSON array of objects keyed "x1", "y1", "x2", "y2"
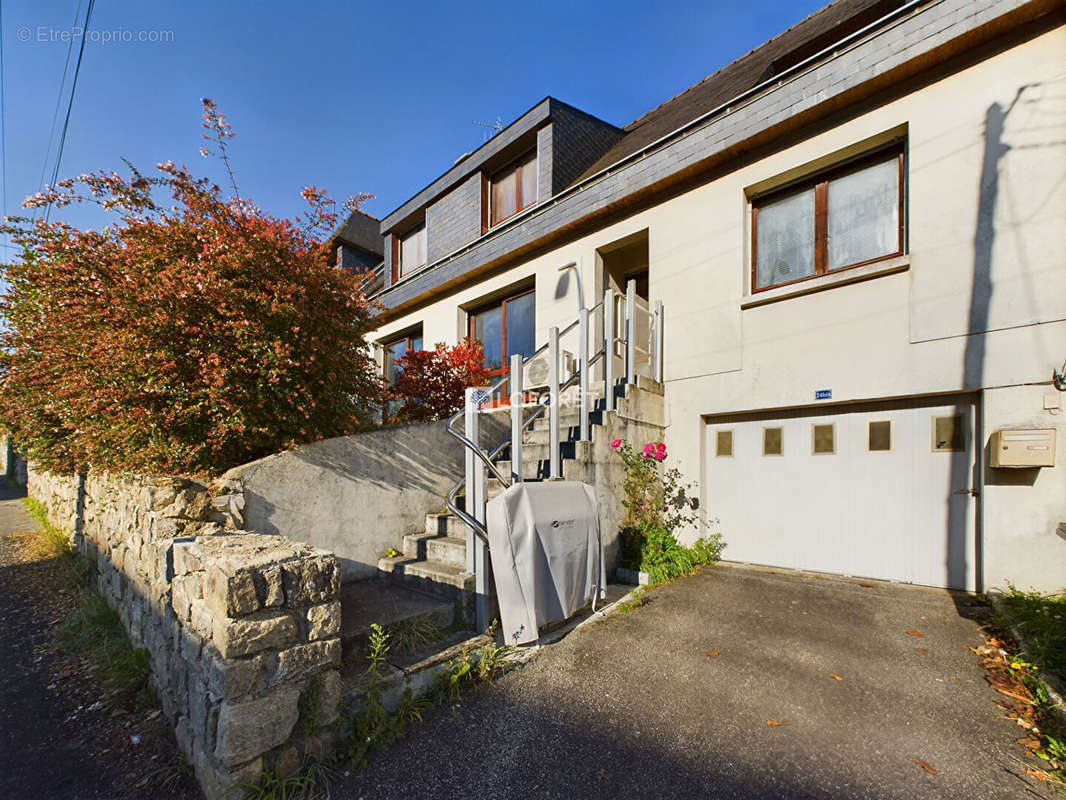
[{"x1": 334, "y1": 563, "x2": 1046, "y2": 799}]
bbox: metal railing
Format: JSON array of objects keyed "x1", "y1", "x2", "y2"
[{"x1": 444, "y1": 275, "x2": 663, "y2": 629}]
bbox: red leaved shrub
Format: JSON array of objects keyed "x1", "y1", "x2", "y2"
[
  {"x1": 389, "y1": 339, "x2": 491, "y2": 422},
  {"x1": 0, "y1": 100, "x2": 380, "y2": 476}
]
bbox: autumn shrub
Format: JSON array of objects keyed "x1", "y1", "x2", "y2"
[
  {"x1": 0, "y1": 100, "x2": 379, "y2": 476},
  {"x1": 389, "y1": 339, "x2": 490, "y2": 423}
]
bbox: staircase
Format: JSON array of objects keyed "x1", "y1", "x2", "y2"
[{"x1": 376, "y1": 377, "x2": 665, "y2": 613}]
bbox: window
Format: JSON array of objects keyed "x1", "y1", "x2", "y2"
[
  {"x1": 763, "y1": 427, "x2": 783, "y2": 456},
  {"x1": 383, "y1": 331, "x2": 424, "y2": 387},
  {"x1": 932, "y1": 415, "x2": 964, "y2": 452},
  {"x1": 469, "y1": 289, "x2": 535, "y2": 377},
  {"x1": 398, "y1": 224, "x2": 427, "y2": 279},
  {"x1": 382, "y1": 330, "x2": 423, "y2": 419},
  {"x1": 812, "y1": 424, "x2": 835, "y2": 454},
  {"x1": 752, "y1": 145, "x2": 904, "y2": 291},
  {"x1": 716, "y1": 430, "x2": 733, "y2": 457},
  {"x1": 868, "y1": 420, "x2": 891, "y2": 452},
  {"x1": 489, "y1": 151, "x2": 537, "y2": 227}
]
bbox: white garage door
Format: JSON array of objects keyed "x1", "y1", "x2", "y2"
[{"x1": 704, "y1": 396, "x2": 977, "y2": 590}]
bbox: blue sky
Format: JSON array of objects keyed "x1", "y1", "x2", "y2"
[{"x1": 1, "y1": 0, "x2": 826, "y2": 243}]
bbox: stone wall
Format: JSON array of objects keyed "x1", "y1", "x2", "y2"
[{"x1": 27, "y1": 466, "x2": 343, "y2": 799}]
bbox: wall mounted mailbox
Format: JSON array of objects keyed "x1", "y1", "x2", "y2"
[{"x1": 989, "y1": 428, "x2": 1057, "y2": 468}]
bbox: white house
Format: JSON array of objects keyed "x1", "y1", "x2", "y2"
[{"x1": 355, "y1": 0, "x2": 1066, "y2": 594}]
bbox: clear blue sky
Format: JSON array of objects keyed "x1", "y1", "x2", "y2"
[{"x1": 1, "y1": 0, "x2": 826, "y2": 243}]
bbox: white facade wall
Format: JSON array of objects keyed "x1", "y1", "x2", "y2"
[{"x1": 370, "y1": 26, "x2": 1066, "y2": 592}]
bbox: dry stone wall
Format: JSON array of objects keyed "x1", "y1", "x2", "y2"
[{"x1": 27, "y1": 466, "x2": 342, "y2": 799}]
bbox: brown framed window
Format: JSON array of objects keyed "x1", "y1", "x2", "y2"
[
  {"x1": 468, "y1": 288, "x2": 535, "y2": 378},
  {"x1": 382, "y1": 329, "x2": 424, "y2": 418},
  {"x1": 715, "y1": 430, "x2": 733, "y2": 457},
  {"x1": 397, "y1": 224, "x2": 427, "y2": 279},
  {"x1": 932, "y1": 415, "x2": 965, "y2": 452},
  {"x1": 489, "y1": 151, "x2": 537, "y2": 227},
  {"x1": 383, "y1": 330, "x2": 424, "y2": 387},
  {"x1": 751, "y1": 144, "x2": 904, "y2": 292}
]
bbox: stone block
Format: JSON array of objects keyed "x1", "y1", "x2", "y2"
[
  {"x1": 189, "y1": 600, "x2": 216, "y2": 640},
  {"x1": 315, "y1": 670, "x2": 342, "y2": 728},
  {"x1": 202, "y1": 649, "x2": 263, "y2": 700},
  {"x1": 213, "y1": 610, "x2": 298, "y2": 659},
  {"x1": 262, "y1": 638, "x2": 341, "y2": 688},
  {"x1": 204, "y1": 563, "x2": 261, "y2": 618},
  {"x1": 195, "y1": 752, "x2": 262, "y2": 800},
  {"x1": 214, "y1": 684, "x2": 301, "y2": 767},
  {"x1": 259, "y1": 565, "x2": 284, "y2": 609},
  {"x1": 282, "y1": 554, "x2": 339, "y2": 608},
  {"x1": 301, "y1": 601, "x2": 341, "y2": 641}
]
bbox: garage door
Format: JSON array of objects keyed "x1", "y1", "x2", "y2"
[{"x1": 704, "y1": 396, "x2": 977, "y2": 590}]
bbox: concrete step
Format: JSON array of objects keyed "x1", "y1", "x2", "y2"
[
  {"x1": 400, "y1": 532, "x2": 466, "y2": 568},
  {"x1": 426, "y1": 535, "x2": 466, "y2": 567},
  {"x1": 339, "y1": 579, "x2": 455, "y2": 661},
  {"x1": 378, "y1": 555, "x2": 474, "y2": 601},
  {"x1": 424, "y1": 512, "x2": 465, "y2": 538}
]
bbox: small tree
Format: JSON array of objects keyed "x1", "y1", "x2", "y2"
[
  {"x1": 389, "y1": 339, "x2": 490, "y2": 423},
  {"x1": 0, "y1": 100, "x2": 380, "y2": 475}
]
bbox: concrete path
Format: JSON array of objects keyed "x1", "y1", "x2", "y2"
[{"x1": 334, "y1": 563, "x2": 1045, "y2": 799}]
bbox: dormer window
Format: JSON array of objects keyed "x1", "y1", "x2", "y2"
[
  {"x1": 489, "y1": 151, "x2": 537, "y2": 227},
  {"x1": 398, "y1": 223, "x2": 427, "y2": 278}
]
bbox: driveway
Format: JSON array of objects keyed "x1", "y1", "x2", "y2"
[{"x1": 335, "y1": 564, "x2": 1045, "y2": 799}]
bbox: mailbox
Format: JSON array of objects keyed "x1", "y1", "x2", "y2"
[{"x1": 989, "y1": 428, "x2": 1057, "y2": 468}]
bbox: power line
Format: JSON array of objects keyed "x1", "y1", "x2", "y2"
[
  {"x1": 1, "y1": 0, "x2": 7, "y2": 230},
  {"x1": 35, "y1": 0, "x2": 85, "y2": 217},
  {"x1": 45, "y1": 0, "x2": 95, "y2": 222}
]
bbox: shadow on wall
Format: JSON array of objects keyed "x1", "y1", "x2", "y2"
[
  {"x1": 227, "y1": 417, "x2": 507, "y2": 583},
  {"x1": 947, "y1": 84, "x2": 1043, "y2": 603}
]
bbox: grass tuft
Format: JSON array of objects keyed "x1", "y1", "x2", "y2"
[
  {"x1": 995, "y1": 586, "x2": 1066, "y2": 684},
  {"x1": 56, "y1": 592, "x2": 151, "y2": 694}
]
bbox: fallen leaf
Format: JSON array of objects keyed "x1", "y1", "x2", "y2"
[
  {"x1": 597, "y1": 768, "x2": 606, "y2": 781},
  {"x1": 905, "y1": 630, "x2": 925, "y2": 638},
  {"x1": 766, "y1": 719, "x2": 788, "y2": 727},
  {"x1": 857, "y1": 583, "x2": 874, "y2": 588},
  {"x1": 1026, "y1": 768, "x2": 1050, "y2": 782},
  {"x1": 1017, "y1": 737, "x2": 1043, "y2": 752},
  {"x1": 829, "y1": 674, "x2": 843, "y2": 681},
  {"x1": 913, "y1": 759, "x2": 937, "y2": 775},
  {"x1": 704, "y1": 650, "x2": 719, "y2": 659},
  {"x1": 994, "y1": 686, "x2": 1037, "y2": 706},
  {"x1": 915, "y1": 647, "x2": 929, "y2": 653}
]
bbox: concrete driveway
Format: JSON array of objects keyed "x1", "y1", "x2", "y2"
[{"x1": 334, "y1": 564, "x2": 1046, "y2": 799}]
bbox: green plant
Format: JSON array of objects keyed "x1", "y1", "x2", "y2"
[
  {"x1": 995, "y1": 586, "x2": 1065, "y2": 683},
  {"x1": 56, "y1": 593, "x2": 151, "y2": 694},
  {"x1": 386, "y1": 614, "x2": 444, "y2": 655},
  {"x1": 21, "y1": 497, "x2": 73, "y2": 558},
  {"x1": 617, "y1": 588, "x2": 647, "y2": 614},
  {"x1": 295, "y1": 675, "x2": 324, "y2": 740},
  {"x1": 383, "y1": 546, "x2": 401, "y2": 559},
  {"x1": 136, "y1": 760, "x2": 194, "y2": 791},
  {"x1": 242, "y1": 758, "x2": 336, "y2": 800}
]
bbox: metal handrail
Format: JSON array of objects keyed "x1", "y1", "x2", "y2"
[{"x1": 443, "y1": 348, "x2": 598, "y2": 540}]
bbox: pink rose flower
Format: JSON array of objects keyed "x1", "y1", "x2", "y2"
[
  {"x1": 654, "y1": 451, "x2": 667, "y2": 462},
  {"x1": 609, "y1": 439, "x2": 622, "y2": 449},
  {"x1": 643, "y1": 442, "x2": 656, "y2": 455},
  {"x1": 655, "y1": 442, "x2": 666, "y2": 454}
]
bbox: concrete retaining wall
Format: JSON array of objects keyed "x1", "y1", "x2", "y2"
[
  {"x1": 28, "y1": 467, "x2": 343, "y2": 799},
  {"x1": 219, "y1": 418, "x2": 506, "y2": 583}
]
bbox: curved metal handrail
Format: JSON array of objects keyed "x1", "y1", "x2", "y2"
[{"x1": 443, "y1": 298, "x2": 608, "y2": 542}]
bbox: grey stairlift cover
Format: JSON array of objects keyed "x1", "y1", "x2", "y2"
[{"x1": 485, "y1": 481, "x2": 605, "y2": 646}]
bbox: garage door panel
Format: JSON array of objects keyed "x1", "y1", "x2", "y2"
[{"x1": 704, "y1": 397, "x2": 976, "y2": 590}]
